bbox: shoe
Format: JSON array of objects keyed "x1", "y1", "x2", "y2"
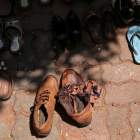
[
  {"x1": 33, "y1": 75, "x2": 58, "y2": 137},
  {"x1": 19, "y1": 0, "x2": 30, "y2": 10},
  {"x1": 83, "y1": 6, "x2": 104, "y2": 44},
  {"x1": 39, "y1": 0, "x2": 50, "y2": 5},
  {"x1": 0, "y1": 50, "x2": 17, "y2": 100},
  {"x1": 64, "y1": 0, "x2": 74, "y2": 4},
  {"x1": 5, "y1": 18, "x2": 22, "y2": 54},
  {"x1": 112, "y1": 0, "x2": 134, "y2": 24},
  {"x1": 0, "y1": 18, "x2": 4, "y2": 50},
  {"x1": 56, "y1": 69, "x2": 92, "y2": 127},
  {"x1": 52, "y1": 15, "x2": 69, "y2": 50},
  {"x1": 0, "y1": 0, "x2": 13, "y2": 16},
  {"x1": 66, "y1": 11, "x2": 82, "y2": 44},
  {"x1": 100, "y1": 3, "x2": 118, "y2": 40}
]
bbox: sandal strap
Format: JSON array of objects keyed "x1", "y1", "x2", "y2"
[
  {"x1": 5, "y1": 19, "x2": 22, "y2": 40},
  {"x1": 130, "y1": 31, "x2": 140, "y2": 55}
]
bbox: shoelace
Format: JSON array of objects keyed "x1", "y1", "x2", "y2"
[{"x1": 39, "y1": 90, "x2": 51, "y2": 102}]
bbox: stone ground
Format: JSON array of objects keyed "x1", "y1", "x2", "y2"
[{"x1": 0, "y1": 0, "x2": 140, "y2": 140}]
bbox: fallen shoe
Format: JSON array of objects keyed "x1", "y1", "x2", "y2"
[
  {"x1": 0, "y1": 18, "x2": 4, "y2": 50},
  {"x1": 83, "y1": 6, "x2": 104, "y2": 44},
  {"x1": 127, "y1": 26, "x2": 140, "y2": 64},
  {"x1": 33, "y1": 75, "x2": 58, "y2": 137},
  {"x1": 0, "y1": 0, "x2": 13, "y2": 16},
  {"x1": 56, "y1": 69, "x2": 101, "y2": 127},
  {"x1": 5, "y1": 19, "x2": 22, "y2": 54},
  {"x1": 0, "y1": 50, "x2": 17, "y2": 100}
]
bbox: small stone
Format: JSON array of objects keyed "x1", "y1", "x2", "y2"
[
  {"x1": 138, "y1": 128, "x2": 140, "y2": 132},
  {"x1": 84, "y1": 135, "x2": 86, "y2": 137},
  {"x1": 9, "y1": 135, "x2": 12, "y2": 138},
  {"x1": 119, "y1": 130, "x2": 123, "y2": 135},
  {"x1": 66, "y1": 133, "x2": 68, "y2": 136}
]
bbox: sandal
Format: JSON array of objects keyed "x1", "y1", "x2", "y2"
[
  {"x1": 0, "y1": 50, "x2": 17, "y2": 100},
  {"x1": 0, "y1": 19, "x2": 4, "y2": 50},
  {"x1": 127, "y1": 26, "x2": 140, "y2": 64},
  {"x1": 19, "y1": 0, "x2": 30, "y2": 10},
  {"x1": 39, "y1": 0, "x2": 50, "y2": 5},
  {"x1": 101, "y1": 3, "x2": 118, "y2": 40},
  {"x1": 135, "y1": 0, "x2": 140, "y2": 14},
  {"x1": 0, "y1": 0, "x2": 13, "y2": 16},
  {"x1": 83, "y1": 6, "x2": 104, "y2": 44},
  {"x1": 112, "y1": 0, "x2": 134, "y2": 24},
  {"x1": 5, "y1": 19, "x2": 22, "y2": 54}
]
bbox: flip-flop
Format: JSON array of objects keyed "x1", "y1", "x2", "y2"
[
  {"x1": 0, "y1": 19, "x2": 4, "y2": 50},
  {"x1": 5, "y1": 19, "x2": 22, "y2": 54},
  {"x1": 0, "y1": 0, "x2": 13, "y2": 16},
  {"x1": 127, "y1": 26, "x2": 140, "y2": 64},
  {"x1": 0, "y1": 50, "x2": 17, "y2": 100},
  {"x1": 19, "y1": 0, "x2": 30, "y2": 10}
]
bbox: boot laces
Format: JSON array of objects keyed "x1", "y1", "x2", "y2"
[{"x1": 39, "y1": 90, "x2": 51, "y2": 102}]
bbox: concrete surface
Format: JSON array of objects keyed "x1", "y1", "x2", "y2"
[{"x1": 0, "y1": 0, "x2": 140, "y2": 140}]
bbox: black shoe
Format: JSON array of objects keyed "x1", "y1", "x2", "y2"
[
  {"x1": 112, "y1": 0, "x2": 134, "y2": 24},
  {"x1": 66, "y1": 11, "x2": 82, "y2": 44},
  {"x1": 52, "y1": 15, "x2": 69, "y2": 50}
]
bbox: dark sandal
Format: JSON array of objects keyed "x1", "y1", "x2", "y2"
[
  {"x1": 5, "y1": 19, "x2": 22, "y2": 54},
  {"x1": 112, "y1": 0, "x2": 134, "y2": 24},
  {"x1": 0, "y1": 19, "x2": 4, "y2": 50},
  {"x1": 0, "y1": 50, "x2": 17, "y2": 100},
  {"x1": 83, "y1": 6, "x2": 104, "y2": 44},
  {"x1": 101, "y1": 3, "x2": 118, "y2": 40},
  {"x1": 0, "y1": 0, "x2": 13, "y2": 16}
]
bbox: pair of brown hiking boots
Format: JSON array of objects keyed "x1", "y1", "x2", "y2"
[{"x1": 33, "y1": 69, "x2": 102, "y2": 137}]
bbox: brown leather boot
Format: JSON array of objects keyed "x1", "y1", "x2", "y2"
[
  {"x1": 57, "y1": 69, "x2": 92, "y2": 127},
  {"x1": 33, "y1": 75, "x2": 58, "y2": 137}
]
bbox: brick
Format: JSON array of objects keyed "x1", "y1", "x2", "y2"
[
  {"x1": 102, "y1": 62, "x2": 140, "y2": 83},
  {"x1": 130, "y1": 104, "x2": 140, "y2": 140},
  {"x1": 104, "y1": 82, "x2": 140, "y2": 105},
  {"x1": 106, "y1": 106, "x2": 132, "y2": 140}
]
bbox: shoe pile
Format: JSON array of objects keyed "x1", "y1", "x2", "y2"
[{"x1": 33, "y1": 69, "x2": 102, "y2": 137}]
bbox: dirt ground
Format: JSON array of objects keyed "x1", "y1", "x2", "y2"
[{"x1": 0, "y1": 0, "x2": 140, "y2": 140}]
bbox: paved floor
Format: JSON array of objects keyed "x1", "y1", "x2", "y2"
[{"x1": 0, "y1": 0, "x2": 140, "y2": 140}]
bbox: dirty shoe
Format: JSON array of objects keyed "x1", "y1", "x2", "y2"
[
  {"x1": 33, "y1": 75, "x2": 58, "y2": 137},
  {"x1": 56, "y1": 69, "x2": 92, "y2": 127}
]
